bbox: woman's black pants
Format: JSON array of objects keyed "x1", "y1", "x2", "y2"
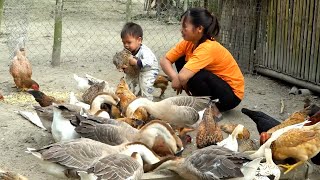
[{"x1": 175, "y1": 56, "x2": 241, "y2": 112}]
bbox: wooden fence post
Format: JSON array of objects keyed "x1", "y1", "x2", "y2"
[
  {"x1": 0, "y1": 0, "x2": 4, "y2": 34},
  {"x1": 51, "y1": 0, "x2": 63, "y2": 67},
  {"x1": 126, "y1": 0, "x2": 132, "y2": 22},
  {"x1": 183, "y1": 0, "x2": 188, "y2": 12}
]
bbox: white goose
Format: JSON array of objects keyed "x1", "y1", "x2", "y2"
[
  {"x1": 74, "y1": 114, "x2": 184, "y2": 156},
  {"x1": 51, "y1": 105, "x2": 80, "y2": 142},
  {"x1": 26, "y1": 138, "x2": 160, "y2": 179},
  {"x1": 126, "y1": 96, "x2": 212, "y2": 126}
]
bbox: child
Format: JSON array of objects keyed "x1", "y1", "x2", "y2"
[
  {"x1": 160, "y1": 8, "x2": 245, "y2": 112},
  {"x1": 120, "y1": 22, "x2": 159, "y2": 100}
]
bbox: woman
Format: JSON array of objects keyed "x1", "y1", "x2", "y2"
[{"x1": 160, "y1": 7, "x2": 244, "y2": 112}]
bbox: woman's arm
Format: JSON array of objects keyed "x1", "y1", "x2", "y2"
[
  {"x1": 160, "y1": 57, "x2": 183, "y2": 94},
  {"x1": 178, "y1": 68, "x2": 195, "y2": 87},
  {"x1": 160, "y1": 57, "x2": 178, "y2": 80}
]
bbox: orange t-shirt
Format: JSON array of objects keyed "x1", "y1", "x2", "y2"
[{"x1": 166, "y1": 39, "x2": 245, "y2": 100}]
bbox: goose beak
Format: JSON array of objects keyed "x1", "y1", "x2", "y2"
[{"x1": 175, "y1": 147, "x2": 184, "y2": 156}]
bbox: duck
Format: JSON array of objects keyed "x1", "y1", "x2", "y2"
[
  {"x1": 51, "y1": 104, "x2": 81, "y2": 142},
  {"x1": 77, "y1": 152, "x2": 143, "y2": 180},
  {"x1": 126, "y1": 96, "x2": 212, "y2": 126},
  {"x1": 196, "y1": 102, "x2": 223, "y2": 148},
  {"x1": 217, "y1": 124, "x2": 245, "y2": 152},
  {"x1": 26, "y1": 138, "x2": 160, "y2": 179},
  {"x1": 73, "y1": 74, "x2": 115, "y2": 93},
  {"x1": 220, "y1": 123, "x2": 258, "y2": 152},
  {"x1": 73, "y1": 114, "x2": 184, "y2": 156},
  {"x1": 82, "y1": 81, "x2": 106, "y2": 104},
  {"x1": 143, "y1": 145, "x2": 252, "y2": 180},
  {"x1": 241, "y1": 108, "x2": 280, "y2": 134},
  {"x1": 0, "y1": 167, "x2": 28, "y2": 180}
]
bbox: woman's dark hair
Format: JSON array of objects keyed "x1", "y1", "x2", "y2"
[
  {"x1": 181, "y1": 7, "x2": 220, "y2": 44},
  {"x1": 121, "y1": 22, "x2": 143, "y2": 39}
]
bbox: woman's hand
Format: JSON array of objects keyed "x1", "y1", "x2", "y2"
[{"x1": 171, "y1": 76, "x2": 183, "y2": 95}]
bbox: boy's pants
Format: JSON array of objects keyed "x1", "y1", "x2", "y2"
[{"x1": 125, "y1": 69, "x2": 158, "y2": 100}]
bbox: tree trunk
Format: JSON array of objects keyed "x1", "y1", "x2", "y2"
[
  {"x1": 51, "y1": 0, "x2": 63, "y2": 67},
  {"x1": 0, "y1": 0, "x2": 4, "y2": 34}
]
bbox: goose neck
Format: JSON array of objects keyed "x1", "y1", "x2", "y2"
[{"x1": 123, "y1": 144, "x2": 160, "y2": 164}]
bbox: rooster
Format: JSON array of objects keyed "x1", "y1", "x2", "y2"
[
  {"x1": 27, "y1": 90, "x2": 64, "y2": 107},
  {"x1": 9, "y1": 47, "x2": 39, "y2": 91}
]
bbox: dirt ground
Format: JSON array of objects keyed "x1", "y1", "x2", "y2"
[
  {"x1": 1, "y1": 1, "x2": 320, "y2": 179},
  {"x1": 1, "y1": 44, "x2": 320, "y2": 179}
]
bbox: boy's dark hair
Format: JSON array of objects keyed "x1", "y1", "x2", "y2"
[
  {"x1": 121, "y1": 22, "x2": 143, "y2": 39},
  {"x1": 181, "y1": 7, "x2": 220, "y2": 45}
]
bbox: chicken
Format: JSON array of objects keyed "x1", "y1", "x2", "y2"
[
  {"x1": 304, "y1": 98, "x2": 320, "y2": 113},
  {"x1": 196, "y1": 103, "x2": 223, "y2": 148},
  {"x1": 153, "y1": 74, "x2": 170, "y2": 98},
  {"x1": 241, "y1": 108, "x2": 280, "y2": 134},
  {"x1": 115, "y1": 77, "x2": 149, "y2": 122},
  {"x1": 27, "y1": 90, "x2": 64, "y2": 107},
  {"x1": 113, "y1": 49, "x2": 139, "y2": 77},
  {"x1": 271, "y1": 122, "x2": 320, "y2": 174},
  {"x1": 115, "y1": 117, "x2": 145, "y2": 129},
  {"x1": 82, "y1": 81, "x2": 105, "y2": 104},
  {"x1": 9, "y1": 48, "x2": 39, "y2": 91},
  {"x1": 0, "y1": 168, "x2": 28, "y2": 180},
  {"x1": 305, "y1": 110, "x2": 320, "y2": 126},
  {"x1": 267, "y1": 108, "x2": 310, "y2": 134},
  {"x1": 0, "y1": 92, "x2": 3, "y2": 100},
  {"x1": 113, "y1": 49, "x2": 171, "y2": 98}
]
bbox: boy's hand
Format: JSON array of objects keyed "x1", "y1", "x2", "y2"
[{"x1": 128, "y1": 55, "x2": 137, "y2": 66}]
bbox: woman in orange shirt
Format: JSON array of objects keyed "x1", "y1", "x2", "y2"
[{"x1": 160, "y1": 7, "x2": 245, "y2": 111}]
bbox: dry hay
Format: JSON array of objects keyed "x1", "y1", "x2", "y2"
[{"x1": 1, "y1": 91, "x2": 81, "y2": 105}]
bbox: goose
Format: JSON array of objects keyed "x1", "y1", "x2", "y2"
[
  {"x1": 143, "y1": 145, "x2": 253, "y2": 180},
  {"x1": 77, "y1": 152, "x2": 143, "y2": 180},
  {"x1": 51, "y1": 105, "x2": 80, "y2": 142},
  {"x1": 73, "y1": 74, "x2": 115, "y2": 93},
  {"x1": 217, "y1": 124, "x2": 245, "y2": 152},
  {"x1": 69, "y1": 91, "x2": 90, "y2": 110},
  {"x1": 20, "y1": 93, "x2": 119, "y2": 132},
  {"x1": 126, "y1": 96, "x2": 213, "y2": 126},
  {"x1": 26, "y1": 138, "x2": 160, "y2": 179},
  {"x1": 73, "y1": 114, "x2": 184, "y2": 156}
]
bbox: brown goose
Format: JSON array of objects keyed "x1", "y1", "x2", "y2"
[
  {"x1": 126, "y1": 96, "x2": 211, "y2": 126},
  {"x1": 73, "y1": 114, "x2": 183, "y2": 156},
  {"x1": 26, "y1": 138, "x2": 160, "y2": 179}
]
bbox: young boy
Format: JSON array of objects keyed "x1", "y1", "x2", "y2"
[{"x1": 120, "y1": 22, "x2": 159, "y2": 100}]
